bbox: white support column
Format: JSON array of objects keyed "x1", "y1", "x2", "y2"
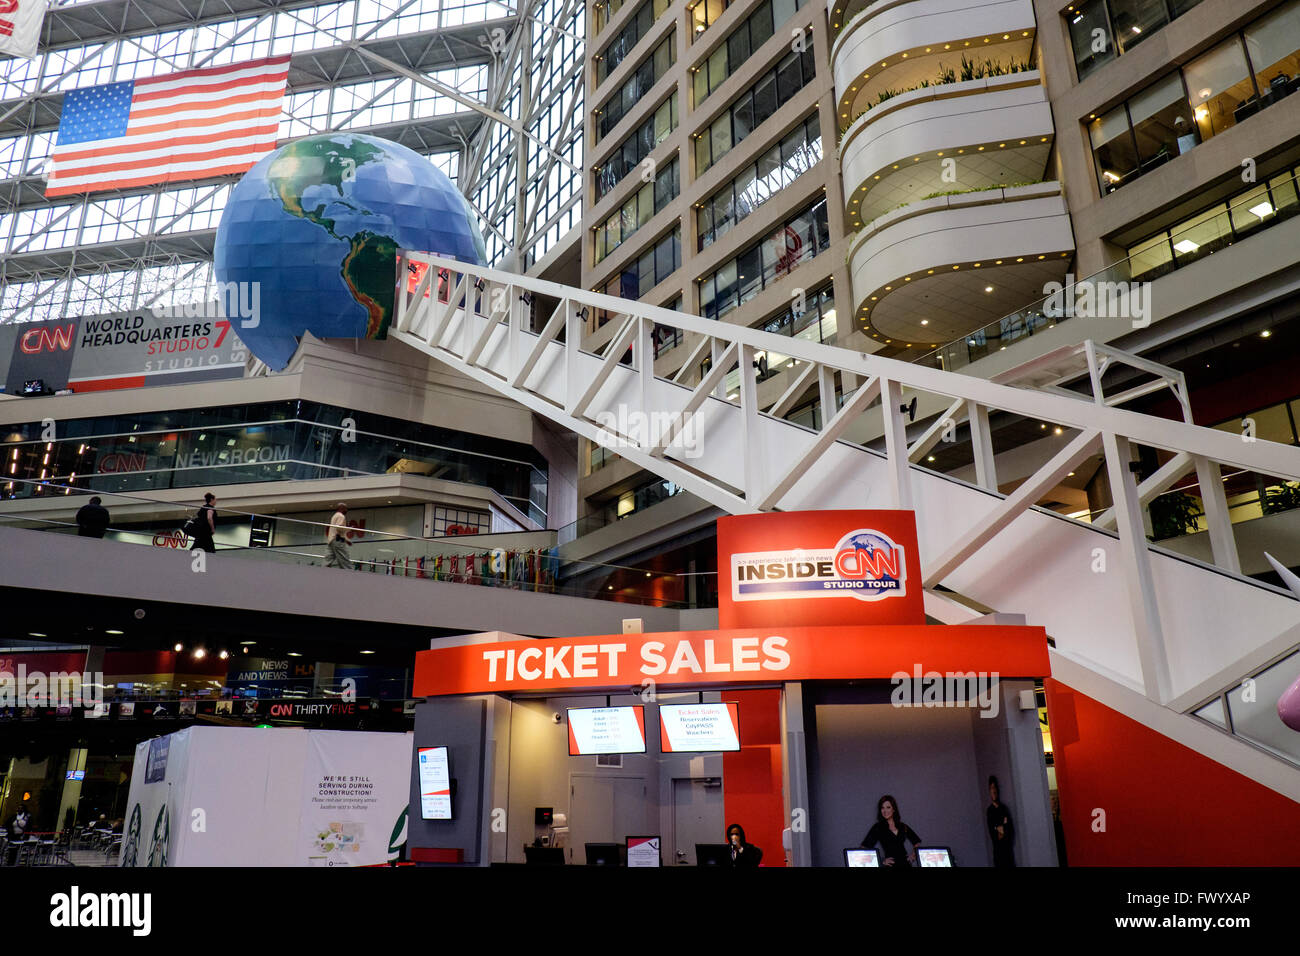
[
  {"x1": 738, "y1": 344, "x2": 765, "y2": 511},
  {"x1": 1101, "y1": 432, "x2": 1171, "y2": 703},
  {"x1": 880, "y1": 378, "x2": 912, "y2": 509},
  {"x1": 817, "y1": 365, "x2": 837, "y2": 424},
  {"x1": 967, "y1": 400, "x2": 998, "y2": 491},
  {"x1": 1192, "y1": 455, "x2": 1241, "y2": 574}
]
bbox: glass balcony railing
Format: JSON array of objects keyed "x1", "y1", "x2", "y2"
[
  {"x1": 916, "y1": 169, "x2": 1300, "y2": 372},
  {"x1": 1192, "y1": 647, "x2": 1300, "y2": 768},
  {"x1": 0, "y1": 479, "x2": 707, "y2": 609}
]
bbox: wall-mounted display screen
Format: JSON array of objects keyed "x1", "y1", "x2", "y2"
[
  {"x1": 659, "y1": 702, "x2": 741, "y2": 752},
  {"x1": 418, "y1": 746, "x2": 452, "y2": 820},
  {"x1": 567, "y1": 706, "x2": 646, "y2": 755}
]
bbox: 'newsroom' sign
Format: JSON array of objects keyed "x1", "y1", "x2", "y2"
[
  {"x1": 717, "y1": 511, "x2": 925, "y2": 628},
  {"x1": 0, "y1": 309, "x2": 247, "y2": 395}
]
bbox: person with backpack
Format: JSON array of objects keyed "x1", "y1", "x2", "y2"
[
  {"x1": 185, "y1": 492, "x2": 218, "y2": 553},
  {"x1": 75, "y1": 496, "x2": 110, "y2": 538}
]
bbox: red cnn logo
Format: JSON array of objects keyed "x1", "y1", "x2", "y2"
[{"x1": 19, "y1": 324, "x2": 75, "y2": 354}]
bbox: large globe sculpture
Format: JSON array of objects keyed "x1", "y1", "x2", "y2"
[{"x1": 214, "y1": 133, "x2": 486, "y2": 371}]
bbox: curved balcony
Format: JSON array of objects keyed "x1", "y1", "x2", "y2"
[
  {"x1": 840, "y1": 72, "x2": 1053, "y2": 224},
  {"x1": 830, "y1": 0, "x2": 1036, "y2": 131},
  {"x1": 847, "y1": 182, "x2": 1075, "y2": 352}
]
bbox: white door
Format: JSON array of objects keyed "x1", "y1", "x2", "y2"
[{"x1": 671, "y1": 777, "x2": 724, "y2": 865}]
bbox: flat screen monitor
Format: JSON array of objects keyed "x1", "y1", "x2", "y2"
[
  {"x1": 659, "y1": 702, "x2": 741, "y2": 753},
  {"x1": 524, "y1": 846, "x2": 565, "y2": 866},
  {"x1": 917, "y1": 846, "x2": 954, "y2": 867},
  {"x1": 417, "y1": 746, "x2": 452, "y2": 820},
  {"x1": 696, "y1": 843, "x2": 732, "y2": 867},
  {"x1": 566, "y1": 705, "x2": 646, "y2": 756},
  {"x1": 585, "y1": 842, "x2": 622, "y2": 866},
  {"x1": 844, "y1": 847, "x2": 880, "y2": 867},
  {"x1": 626, "y1": 835, "x2": 661, "y2": 867}
]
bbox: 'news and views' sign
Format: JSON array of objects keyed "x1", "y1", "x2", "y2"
[
  {"x1": 0, "y1": 310, "x2": 247, "y2": 396},
  {"x1": 717, "y1": 510, "x2": 925, "y2": 628}
]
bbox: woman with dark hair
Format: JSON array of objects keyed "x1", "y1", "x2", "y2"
[
  {"x1": 861, "y1": 794, "x2": 921, "y2": 867},
  {"x1": 188, "y1": 492, "x2": 217, "y2": 554},
  {"x1": 725, "y1": 822, "x2": 762, "y2": 867}
]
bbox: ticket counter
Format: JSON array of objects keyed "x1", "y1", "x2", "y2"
[{"x1": 405, "y1": 511, "x2": 1058, "y2": 866}]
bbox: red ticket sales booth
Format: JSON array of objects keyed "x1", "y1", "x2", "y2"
[{"x1": 406, "y1": 511, "x2": 1056, "y2": 867}]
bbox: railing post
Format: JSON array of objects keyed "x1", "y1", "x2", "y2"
[
  {"x1": 967, "y1": 400, "x2": 998, "y2": 491},
  {"x1": 739, "y1": 344, "x2": 766, "y2": 511},
  {"x1": 1192, "y1": 455, "x2": 1241, "y2": 574},
  {"x1": 880, "y1": 378, "x2": 912, "y2": 509},
  {"x1": 1101, "y1": 432, "x2": 1171, "y2": 703}
]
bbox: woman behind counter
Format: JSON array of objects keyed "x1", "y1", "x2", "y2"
[{"x1": 861, "y1": 794, "x2": 921, "y2": 867}]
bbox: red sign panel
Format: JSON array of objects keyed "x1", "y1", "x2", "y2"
[
  {"x1": 717, "y1": 510, "x2": 924, "y2": 628},
  {"x1": 412, "y1": 624, "x2": 1049, "y2": 697}
]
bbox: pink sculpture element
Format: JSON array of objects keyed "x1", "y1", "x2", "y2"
[{"x1": 1280, "y1": 674, "x2": 1300, "y2": 733}]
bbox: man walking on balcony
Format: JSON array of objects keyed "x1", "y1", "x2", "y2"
[{"x1": 325, "y1": 502, "x2": 353, "y2": 570}]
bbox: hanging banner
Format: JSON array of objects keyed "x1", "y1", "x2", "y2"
[{"x1": 0, "y1": 0, "x2": 46, "y2": 60}]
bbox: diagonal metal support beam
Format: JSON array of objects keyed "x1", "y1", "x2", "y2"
[
  {"x1": 759, "y1": 376, "x2": 881, "y2": 510},
  {"x1": 924, "y1": 429, "x2": 1103, "y2": 589},
  {"x1": 1093, "y1": 452, "x2": 1193, "y2": 530}
]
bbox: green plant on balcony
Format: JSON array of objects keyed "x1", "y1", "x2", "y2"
[
  {"x1": 916, "y1": 180, "x2": 1041, "y2": 201},
  {"x1": 1148, "y1": 490, "x2": 1204, "y2": 540},
  {"x1": 850, "y1": 55, "x2": 1038, "y2": 125},
  {"x1": 1262, "y1": 480, "x2": 1300, "y2": 515}
]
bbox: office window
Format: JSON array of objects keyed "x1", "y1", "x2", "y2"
[
  {"x1": 690, "y1": 0, "x2": 731, "y2": 41},
  {"x1": 1068, "y1": 0, "x2": 1115, "y2": 80},
  {"x1": 693, "y1": 0, "x2": 803, "y2": 105},
  {"x1": 1110, "y1": 0, "x2": 1170, "y2": 54},
  {"x1": 1127, "y1": 162, "x2": 1300, "y2": 280},
  {"x1": 1129, "y1": 72, "x2": 1196, "y2": 165},
  {"x1": 697, "y1": 197, "x2": 830, "y2": 320},
  {"x1": 695, "y1": 48, "x2": 815, "y2": 176},
  {"x1": 1245, "y1": 0, "x2": 1300, "y2": 92},
  {"x1": 698, "y1": 114, "x2": 821, "y2": 249},
  {"x1": 1089, "y1": 105, "x2": 1138, "y2": 193},
  {"x1": 602, "y1": 227, "x2": 681, "y2": 301},
  {"x1": 1067, "y1": 0, "x2": 1206, "y2": 79},
  {"x1": 596, "y1": 34, "x2": 676, "y2": 142},
  {"x1": 594, "y1": 156, "x2": 680, "y2": 263},
  {"x1": 1185, "y1": 36, "x2": 1255, "y2": 140},
  {"x1": 596, "y1": 0, "x2": 670, "y2": 86},
  {"x1": 594, "y1": 93, "x2": 677, "y2": 200}
]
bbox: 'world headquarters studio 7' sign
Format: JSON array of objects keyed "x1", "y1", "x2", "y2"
[{"x1": 0, "y1": 310, "x2": 247, "y2": 395}]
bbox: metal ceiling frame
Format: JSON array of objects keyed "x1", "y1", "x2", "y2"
[{"x1": 2, "y1": 0, "x2": 584, "y2": 321}]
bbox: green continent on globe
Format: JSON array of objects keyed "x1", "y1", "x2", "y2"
[
  {"x1": 265, "y1": 136, "x2": 399, "y2": 338},
  {"x1": 343, "y1": 231, "x2": 399, "y2": 339}
]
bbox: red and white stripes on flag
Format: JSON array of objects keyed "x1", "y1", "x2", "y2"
[
  {"x1": 0, "y1": 0, "x2": 47, "y2": 59},
  {"x1": 45, "y1": 56, "x2": 291, "y2": 198}
]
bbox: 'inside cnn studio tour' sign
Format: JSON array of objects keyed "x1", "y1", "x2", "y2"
[{"x1": 716, "y1": 510, "x2": 924, "y2": 628}]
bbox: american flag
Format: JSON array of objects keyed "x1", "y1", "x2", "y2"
[{"x1": 45, "y1": 56, "x2": 291, "y2": 198}]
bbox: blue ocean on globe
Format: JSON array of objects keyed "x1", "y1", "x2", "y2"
[{"x1": 213, "y1": 133, "x2": 486, "y2": 371}]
